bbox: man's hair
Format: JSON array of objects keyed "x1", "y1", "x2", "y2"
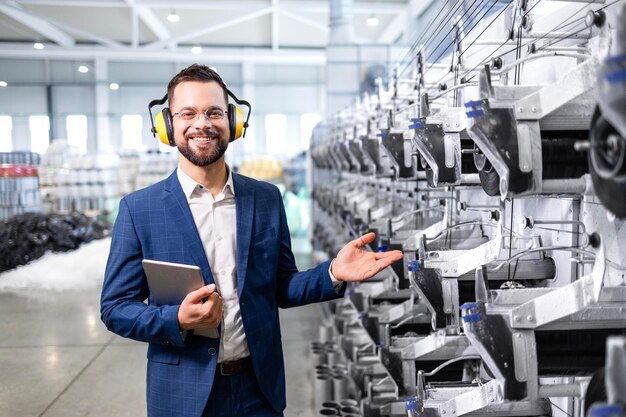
[{"x1": 167, "y1": 64, "x2": 229, "y2": 107}]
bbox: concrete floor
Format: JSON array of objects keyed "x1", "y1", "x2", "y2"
[{"x1": 0, "y1": 239, "x2": 321, "y2": 417}]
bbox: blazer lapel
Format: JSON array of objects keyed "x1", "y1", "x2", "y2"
[
  {"x1": 233, "y1": 173, "x2": 254, "y2": 297},
  {"x1": 162, "y1": 171, "x2": 215, "y2": 286}
]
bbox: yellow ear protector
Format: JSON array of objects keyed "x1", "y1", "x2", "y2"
[{"x1": 148, "y1": 89, "x2": 251, "y2": 146}]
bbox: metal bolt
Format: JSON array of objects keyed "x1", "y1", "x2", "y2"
[
  {"x1": 445, "y1": 123, "x2": 450, "y2": 127},
  {"x1": 490, "y1": 397, "x2": 495, "y2": 402},
  {"x1": 515, "y1": 333, "x2": 522, "y2": 338},
  {"x1": 444, "y1": 269, "x2": 448, "y2": 273},
  {"x1": 527, "y1": 315, "x2": 534, "y2": 321},
  {"x1": 514, "y1": 315, "x2": 521, "y2": 322},
  {"x1": 442, "y1": 410, "x2": 447, "y2": 414},
  {"x1": 455, "y1": 123, "x2": 459, "y2": 127},
  {"x1": 522, "y1": 164, "x2": 529, "y2": 170},
  {"x1": 453, "y1": 268, "x2": 457, "y2": 273},
  {"x1": 531, "y1": 107, "x2": 537, "y2": 113},
  {"x1": 518, "y1": 107, "x2": 524, "y2": 113},
  {"x1": 451, "y1": 410, "x2": 456, "y2": 414}
]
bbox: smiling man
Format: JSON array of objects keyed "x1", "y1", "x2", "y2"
[{"x1": 100, "y1": 64, "x2": 403, "y2": 417}]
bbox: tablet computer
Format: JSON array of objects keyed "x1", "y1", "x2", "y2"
[
  {"x1": 142, "y1": 259, "x2": 218, "y2": 338},
  {"x1": 142, "y1": 259, "x2": 205, "y2": 306}
]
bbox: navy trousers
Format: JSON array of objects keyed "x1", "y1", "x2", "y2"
[{"x1": 202, "y1": 368, "x2": 283, "y2": 417}]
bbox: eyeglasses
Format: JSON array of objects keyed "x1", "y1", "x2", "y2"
[{"x1": 173, "y1": 108, "x2": 227, "y2": 122}]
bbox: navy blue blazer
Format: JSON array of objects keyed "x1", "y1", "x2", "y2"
[{"x1": 100, "y1": 170, "x2": 343, "y2": 417}]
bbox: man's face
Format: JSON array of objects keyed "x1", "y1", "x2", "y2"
[{"x1": 170, "y1": 81, "x2": 229, "y2": 167}]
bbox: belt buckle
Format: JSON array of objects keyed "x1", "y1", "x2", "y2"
[{"x1": 219, "y1": 362, "x2": 234, "y2": 377}]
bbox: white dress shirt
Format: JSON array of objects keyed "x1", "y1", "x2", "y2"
[
  {"x1": 177, "y1": 166, "x2": 249, "y2": 362},
  {"x1": 177, "y1": 166, "x2": 344, "y2": 362}
]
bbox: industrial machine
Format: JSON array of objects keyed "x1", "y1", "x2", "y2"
[{"x1": 310, "y1": 1, "x2": 626, "y2": 416}]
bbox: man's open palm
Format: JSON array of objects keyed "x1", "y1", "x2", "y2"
[{"x1": 331, "y1": 232, "x2": 403, "y2": 282}]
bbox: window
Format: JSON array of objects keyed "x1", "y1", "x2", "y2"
[
  {"x1": 265, "y1": 114, "x2": 287, "y2": 156},
  {"x1": 0, "y1": 116, "x2": 12, "y2": 152},
  {"x1": 300, "y1": 113, "x2": 322, "y2": 151},
  {"x1": 29, "y1": 115, "x2": 50, "y2": 154},
  {"x1": 66, "y1": 115, "x2": 88, "y2": 154},
  {"x1": 121, "y1": 115, "x2": 143, "y2": 150}
]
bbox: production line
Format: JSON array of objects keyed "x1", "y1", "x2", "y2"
[{"x1": 310, "y1": 1, "x2": 626, "y2": 416}]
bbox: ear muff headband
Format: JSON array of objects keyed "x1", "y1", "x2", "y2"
[
  {"x1": 227, "y1": 90, "x2": 251, "y2": 141},
  {"x1": 149, "y1": 94, "x2": 175, "y2": 146},
  {"x1": 148, "y1": 88, "x2": 252, "y2": 145}
]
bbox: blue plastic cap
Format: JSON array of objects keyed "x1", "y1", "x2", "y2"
[
  {"x1": 463, "y1": 312, "x2": 481, "y2": 323},
  {"x1": 377, "y1": 245, "x2": 389, "y2": 252},
  {"x1": 466, "y1": 109, "x2": 485, "y2": 118},
  {"x1": 464, "y1": 100, "x2": 482, "y2": 108},
  {"x1": 605, "y1": 53, "x2": 626, "y2": 64},
  {"x1": 460, "y1": 302, "x2": 477, "y2": 311},
  {"x1": 405, "y1": 397, "x2": 418, "y2": 411},
  {"x1": 606, "y1": 69, "x2": 626, "y2": 84},
  {"x1": 407, "y1": 261, "x2": 420, "y2": 272},
  {"x1": 589, "y1": 404, "x2": 625, "y2": 417}
]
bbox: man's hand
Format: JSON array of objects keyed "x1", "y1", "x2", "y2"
[
  {"x1": 178, "y1": 284, "x2": 223, "y2": 331},
  {"x1": 331, "y1": 232, "x2": 403, "y2": 282}
]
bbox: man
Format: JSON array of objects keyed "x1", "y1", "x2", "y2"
[{"x1": 100, "y1": 64, "x2": 403, "y2": 417}]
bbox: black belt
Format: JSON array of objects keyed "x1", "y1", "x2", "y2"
[{"x1": 218, "y1": 356, "x2": 252, "y2": 376}]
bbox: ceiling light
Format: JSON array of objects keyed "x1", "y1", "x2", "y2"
[
  {"x1": 78, "y1": 65, "x2": 89, "y2": 73},
  {"x1": 109, "y1": 82, "x2": 120, "y2": 91},
  {"x1": 366, "y1": 15, "x2": 379, "y2": 27},
  {"x1": 167, "y1": 10, "x2": 180, "y2": 23},
  {"x1": 33, "y1": 42, "x2": 44, "y2": 50},
  {"x1": 0, "y1": 81, "x2": 7, "y2": 87},
  {"x1": 191, "y1": 46, "x2": 202, "y2": 55}
]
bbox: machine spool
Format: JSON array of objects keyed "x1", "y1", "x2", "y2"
[{"x1": 588, "y1": 106, "x2": 626, "y2": 218}]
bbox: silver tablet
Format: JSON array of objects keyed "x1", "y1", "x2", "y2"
[
  {"x1": 142, "y1": 259, "x2": 205, "y2": 306},
  {"x1": 142, "y1": 259, "x2": 219, "y2": 338}
]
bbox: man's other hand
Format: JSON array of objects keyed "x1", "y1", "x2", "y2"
[
  {"x1": 331, "y1": 232, "x2": 403, "y2": 282},
  {"x1": 178, "y1": 284, "x2": 223, "y2": 331}
]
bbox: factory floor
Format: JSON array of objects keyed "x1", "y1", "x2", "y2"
[{"x1": 0, "y1": 237, "x2": 321, "y2": 417}]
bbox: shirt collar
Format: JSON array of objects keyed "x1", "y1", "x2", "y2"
[{"x1": 176, "y1": 165, "x2": 235, "y2": 199}]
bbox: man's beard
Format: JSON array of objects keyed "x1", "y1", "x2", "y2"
[{"x1": 177, "y1": 130, "x2": 228, "y2": 167}]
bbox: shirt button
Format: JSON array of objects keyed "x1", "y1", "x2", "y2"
[
  {"x1": 208, "y1": 347, "x2": 217, "y2": 356},
  {"x1": 217, "y1": 235, "x2": 222, "y2": 241}
]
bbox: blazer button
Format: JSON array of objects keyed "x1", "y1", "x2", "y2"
[{"x1": 208, "y1": 347, "x2": 217, "y2": 356}]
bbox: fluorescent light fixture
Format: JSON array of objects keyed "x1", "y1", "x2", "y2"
[
  {"x1": 109, "y1": 82, "x2": 120, "y2": 91},
  {"x1": 366, "y1": 15, "x2": 379, "y2": 27},
  {"x1": 191, "y1": 46, "x2": 202, "y2": 55},
  {"x1": 78, "y1": 65, "x2": 89, "y2": 73},
  {"x1": 0, "y1": 80, "x2": 7, "y2": 87},
  {"x1": 33, "y1": 42, "x2": 44, "y2": 50},
  {"x1": 167, "y1": 10, "x2": 180, "y2": 23}
]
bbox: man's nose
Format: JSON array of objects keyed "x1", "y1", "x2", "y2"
[{"x1": 192, "y1": 112, "x2": 212, "y2": 127}]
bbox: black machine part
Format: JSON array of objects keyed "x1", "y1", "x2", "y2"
[{"x1": 588, "y1": 106, "x2": 626, "y2": 218}]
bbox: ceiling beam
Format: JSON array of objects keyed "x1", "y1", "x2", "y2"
[
  {"x1": 0, "y1": 1, "x2": 75, "y2": 48},
  {"x1": 0, "y1": 42, "x2": 326, "y2": 65},
  {"x1": 44, "y1": 15, "x2": 126, "y2": 48},
  {"x1": 123, "y1": 0, "x2": 171, "y2": 43},
  {"x1": 279, "y1": 7, "x2": 329, "y2": 33},
  {"x1": 16, "y1": 0, "x2": 126, "y2": 6},
  {"x1": 142, "y1": 7, "x2": 273, "y2": 50},
  {"x1": 16, "y1": 0, "x2": 409, "y2": 13}
]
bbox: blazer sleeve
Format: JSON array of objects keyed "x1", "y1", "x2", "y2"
[
  {"x1": 273, "y1": 188, "x2": 345, "y2": 308},
  {"x1": 100, "y1": 197, "x2": 186, "y2": 347}
]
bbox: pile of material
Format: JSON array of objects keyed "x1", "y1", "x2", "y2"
[{"x1": 0, "y1": 212, "x2": 110, "y2": 273}]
